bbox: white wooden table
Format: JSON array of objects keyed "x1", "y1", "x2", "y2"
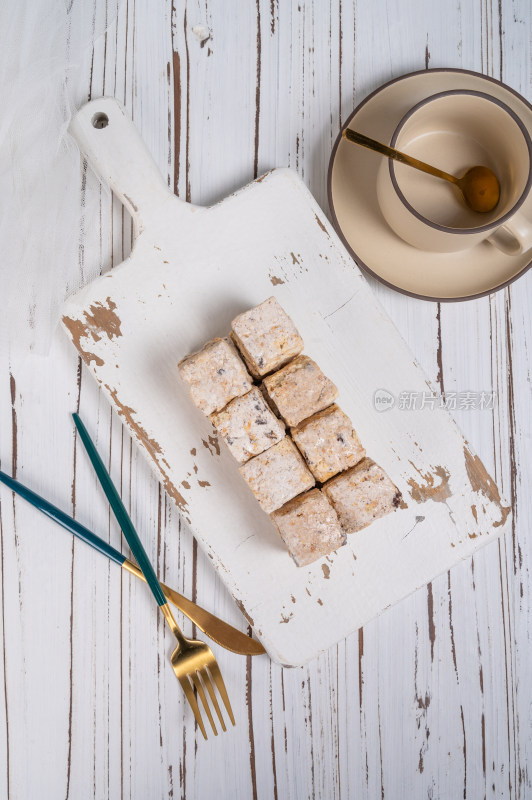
[{"x1": 1, "y1": 2, "x2": 531, "y2": 797}]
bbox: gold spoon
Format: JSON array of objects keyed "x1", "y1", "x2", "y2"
[{"x1": 342, "y1": 128, "x2": 500, "y2": 213}]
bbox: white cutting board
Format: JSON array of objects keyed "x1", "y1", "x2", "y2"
[{"x1": 62, "y1": 98, "x2": 510, "y2": 666}]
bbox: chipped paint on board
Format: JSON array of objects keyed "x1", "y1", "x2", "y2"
[
  {"x1": 235, "y1": 599, "x2": 254, "y2": 628},
  {"x1": 463, "y1": 446, "x2": 510, "y2": 528},
  {"x1": 314, "y1": 213, "x2": 328, "y2": 235},
  {"x1": 407, "y1": 464, "x2": 451, "y2": 504},
  {"x1": 202, "y1": 435, "x2": 220, "y2": 456},
  {"x1": 62, "y1": 316, "x2": 104, "y2": 366},
  {"x1": 62, "y1": 298, "x2": 122, "y2": 366},
  {"x1": 104, "y1": 384, "x2": 189, "y2": 513},
  {"x1": 84, "y1": 297, "x2": 123, "y2": 341}
]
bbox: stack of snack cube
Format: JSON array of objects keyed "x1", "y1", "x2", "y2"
[{"x1": 178, "y1": 297, "x2": 402, "y2": 567}]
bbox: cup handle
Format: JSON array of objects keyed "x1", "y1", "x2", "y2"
[{"x1": 487, "y1": 211, "x2": 532, "y2": 255}]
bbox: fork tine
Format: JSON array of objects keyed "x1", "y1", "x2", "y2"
[
  {"x1": 179, "y1": 675, "x2": 208, "y2": 740},
  {"x1": 200, "y1": 668, "x2": 226, "y2": 732},
  {"x1": 190, "y1": 672, "x2": 218, "y2": 737},
  {"x1": 207, "y1": 661, "x2": 236, "y2": 726}
]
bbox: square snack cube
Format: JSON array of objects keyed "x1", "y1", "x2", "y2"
[
  {"x1": 291, "y1": 404, "x2": 366, "y2": 482},
  {"x1": 178, "y1": 337, "x2": 252, "y2": 416},
  {"x1": 231, "y1": 296, "x2": 303, "y2": 377},
  {"x1": 210, "y1": 387, "x2": 285, "y2": 463},
  {"x1": 263, "y1": 355, "x2": 338, "y2": 427},
  {"x1": 271, "y1": 489, "x2": 346, "y2": 567},
  {"x1": 323, "y1": 458, "x2": 402, "y2": 534},
  {"x1": 239, "y1": 437, "x2": 314, "y2": 513}
]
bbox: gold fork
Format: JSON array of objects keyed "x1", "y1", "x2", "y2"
[
  {"x1": 73, "y1": 413, "x2": 235, "y2": 739},
  {"x1": 160, "y1": 603, "x2": 235, "y2": 737}
]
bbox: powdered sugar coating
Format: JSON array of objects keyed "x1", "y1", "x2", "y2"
[
  {"x1": 263, "y1": 355, "x2": 338, "y2": 427},
  {"x1": 271, "y1": 489, "x2": 346, "y2": 567},
  {"x1": 210, "y1": 387, "x2": 285, "y2": 463},
  {"x1": 323, "y1": 458, "x2": 402, "y2": 534},
  {"x1": 239, "y1": 437, "x2": 314, "y2": 513},
  {"x1": 178, "y1": 337, "x2": 252, "y2": 416},
  {"x1": 231, "y1": 296, "x2": 303, "y2": 378},
  {"x1": 291, "y1": 404, "x2": 365, "y2": 482}
]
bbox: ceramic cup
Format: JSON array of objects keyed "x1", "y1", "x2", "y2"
[{"x1": 376, "y1": 90, "x2": 532, "y2": 254}]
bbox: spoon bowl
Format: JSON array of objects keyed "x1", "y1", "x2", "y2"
[{"x1": 457, "y1": 165, "x2": 500, "y2": 213}]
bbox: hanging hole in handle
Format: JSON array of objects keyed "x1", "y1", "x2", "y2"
[{"x1": 92, "y1": 112, "x2": 109, "y2": 129}]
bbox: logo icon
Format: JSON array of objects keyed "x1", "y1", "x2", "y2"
[{"x1": 373, "y1": 388, "x2": 395, "y2": 412}]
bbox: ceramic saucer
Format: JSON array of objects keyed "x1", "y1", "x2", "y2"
[{"x1": 328, "y1": 68, "x2": 532, "y2": 301}]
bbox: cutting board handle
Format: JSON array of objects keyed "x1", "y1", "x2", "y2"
[{"x1": 69, "y1": 97, "x2": 182, "y2": 232}]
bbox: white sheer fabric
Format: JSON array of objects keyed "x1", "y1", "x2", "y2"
[{"x1": 0, "y1": 0, "x2": 120, "y2": 358}]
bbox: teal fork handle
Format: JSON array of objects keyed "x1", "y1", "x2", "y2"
[
  {"x1": 0, "y1": 469, "x2": 126, "y2": 567},
  {"x1": 73, "y1": 413, "x2": 167, "y2": 607}
]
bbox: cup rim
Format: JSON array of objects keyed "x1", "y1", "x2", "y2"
[{"x1": 388, "y1": 89, "x2": 532, "y2": 235}]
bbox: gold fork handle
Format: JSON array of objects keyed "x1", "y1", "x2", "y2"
[
  {"x1": 342, "y1": 128, "x2": 459, "y2": 185},
  {"x1": 159, "y1": 601, "x2": 189, "y2": 648}
]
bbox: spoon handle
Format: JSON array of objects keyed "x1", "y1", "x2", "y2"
[{"x1": 342, "y1": 128, "x2": 458, "y2": 185}]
